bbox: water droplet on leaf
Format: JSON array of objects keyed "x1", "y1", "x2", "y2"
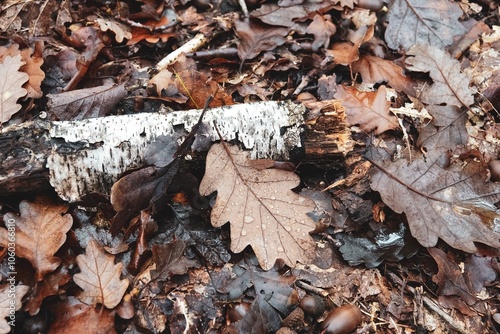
[{"x1": 244, "y1": 215, "x2": 254, "y2": 223}]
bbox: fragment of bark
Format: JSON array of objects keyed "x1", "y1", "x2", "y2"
[{"x1": 0, "y1": 100, "x2": 355, "y2": 201}]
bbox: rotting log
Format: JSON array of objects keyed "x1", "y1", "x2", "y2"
[{"x1": 0, "y1": 100, "x2": 355, "y2": 202}]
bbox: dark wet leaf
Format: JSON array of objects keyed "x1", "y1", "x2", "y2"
[
  {"x1": 337, "y1": 223, "x2": 419, "y2": 268},
  {"x1": 144, "y1": 134, "x2": 180, "y2": 168},
  {"x1": 428, "y1": 248, "x2": 477, "y2": 305},
  {"x1": 47, "y1": 83, "x2": 127, "y2": 120},
  {"x1": 368, "y1": 145, "x2": 500, "y2": 253},
  {"x1": 220, "y1": 257, "x2": 297, "y2": 333},
  {"x1": 464, "y1": 255, "x2": 497, "y2": 293},
  {"x1": 110, "y1": 159, "x2": 180, "y2": 234},
  {"x1": 151, "y1": 239, "x2": 200, "y2": 281}
]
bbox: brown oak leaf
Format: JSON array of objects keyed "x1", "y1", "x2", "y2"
[
  {"x1": 95, "y1": 18, "x2": 132, "y2": 43},
  {"x1": 334, "y1": 85, "x2": 398, "y2": 135},
  {"x1": 48, "y1": 296, "x2": 116, "y2": 334},
  {"x1": 0, "y1": 54, "x2": 28, "y2": 123},
  {"x1": 306, "y1": 14, "x2": 336, "y2": 52},
  {"x1": 406, "y1": 44, "x2": 474, "y2": 108},
  {"x1": 0, "y1": 284, "x2": 30, "y2": 334},
  {"x1": 73, "y1": 239, "x2": 129, "y2": 308},
  {"x1": 368, "y1": 145, "x2": 500, "y2": 254},
  {"x1": 352, "y1": 55, "x2": 417, "y2": 97},
  {"x1": 199, "y1": 143, "x2": 317, "y2": 270},
  {"x1": 20, "y1": 44, "x2": 45, "y2": 99},
  {"x1": 406, "y1": 45, "x2": 474, "y2": 150},
  {"x1": 234, "y1": 18, "x2": 289, "y2": 62},
  {"x1": 385, "y1": 0, "x2": 467, "y2": 51},
  {"x1": 0, "y1": 199, "x2": 73, "y2": 281},
  {"x1": 327, "y1": 26, "x2": 368, "y2": 66}
]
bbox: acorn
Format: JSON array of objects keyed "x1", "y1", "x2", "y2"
[
  {"x1": 321, "y1": 304, "x2": 362, "y2": 334},
  {"x1": 299, "y1": 294, "x2": 325, "y2": 317}
]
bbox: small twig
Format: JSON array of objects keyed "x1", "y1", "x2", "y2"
[
  {"x1": 173, "y1": 94, "x2": 214, "y2": 158},
  {"x1": 295, "y1": 280, "x2": 329, "y2": 297},
  {"x1": 293, "y1": 69, "x2": 317, "y2": 96},
  {"x1": 187, "y1": 47, "x2": 239, "y2": 59},
  {"x1": 115, "y1": 15, "x2": 180, "y2": 31},
  {"x1": 155, "y1": 33, "x2": 210, "y2": 71},
  {"x1": 237, "y1": 0, "x2": 250, "y2": 17}
]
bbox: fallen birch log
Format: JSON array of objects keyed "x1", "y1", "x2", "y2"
[{"x1": 0, "y1": 100, "x2": 352, "y2": 202}]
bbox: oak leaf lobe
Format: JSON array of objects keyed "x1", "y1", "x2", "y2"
[{"x1": 199, "y1": 143, "x2": 317, "y2": 270}]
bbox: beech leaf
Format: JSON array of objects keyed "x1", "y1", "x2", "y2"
[
  {"x1": 334, "y1": 85, "x2": 398, "y2": 135},
  {"x1": 0, "y1": 199, "x2": 73, "y2": 281},
  {"x1": 199, "y1": 143, "x2": 317, "y2": 270},
  {"x1": 0, "y1": 284, "x2": 29, "y2": 334},
  {"x1": 385, "y1": 0, "x2": 466, "y2": 51},
  {"x1": 47, "y1": 83, "x2": 127, "y2": 120},
  {"x1": 368, "y1": 146, "x2": 500, "y2": 253},
  {"x1": 0, "y1": 54, "x2": 28, "y2": 123},
  {"x1": 73, "y1": 239, "x2": 129, "y2": 308}
]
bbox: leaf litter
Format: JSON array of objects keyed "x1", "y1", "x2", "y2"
[{"x1": 1, "y1": 0, "x2": 500, "y2": 332}]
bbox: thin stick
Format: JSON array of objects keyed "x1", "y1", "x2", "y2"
[{"x1": 155, "y1": 33, "x2": 210, "y2": 71}]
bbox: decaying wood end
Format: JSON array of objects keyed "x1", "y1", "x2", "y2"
[
  {"x1": 304, "y1": 100, "x2": 355, "y2": 160},
  {"x1": 46, "y1": 101, "x2": 306, "y2": 202}
]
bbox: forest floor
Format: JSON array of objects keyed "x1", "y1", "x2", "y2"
[{"x1": 0, "y1": 0, "x2": 500, "y2": 333}]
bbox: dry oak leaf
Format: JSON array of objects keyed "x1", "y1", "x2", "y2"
[
  {"x1": 73, "y1": 239, "x2": 129, "y2": 308},
  {"x1": 0, "y1": 200, "x2": 73, "y2": 281},
  {"x1": 48, "y1": 296, "x2": 116, "y2": 334},
  {"x1": 20, "y1": 45, "x2": 45, "y2": 99},
  {"x1": 368, "y1": 146, "x2": 500, "y2": 254},
  {"x1": 199, "y1": 143, "x2": 317, "y2": 270},
  {"x1": 0, "y1": 54, "x2": 28, "y2": 124},
  {"x1": 334, "y1": 85, "x2": 398, "y2": 135},
  {"x1": 234, "y1": 18, "x2": 289, "y2": 62},
  {"x1": 406, "y1": 44, "x2": 475, "y2": 107},
  {"x1": 352, "y1": 55, "x2": 417, "y2": 97},
  {"x1": 0, "y1": 284, "x2": 30, "y2": 334},
  {"x1": 327, "y1": 26, "x2": 368, "y2": 66},
  {"x1": 95, "y1": 18, "x2": 132, "y2": 43},
  {"x1": 306, "y1": 13, "x2": 336, "y2": 52},
  {"x1": 385, "y1": 0, "x2": 467, "y2": 51}
]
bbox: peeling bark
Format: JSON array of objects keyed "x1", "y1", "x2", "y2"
[{"x1": 0, "y1": 100, "x2": 355, "y2": 202}]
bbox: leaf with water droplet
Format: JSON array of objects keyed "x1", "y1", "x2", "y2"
[{"x1": 199, "y1": 143, "x2": 317, "y2": 270}]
